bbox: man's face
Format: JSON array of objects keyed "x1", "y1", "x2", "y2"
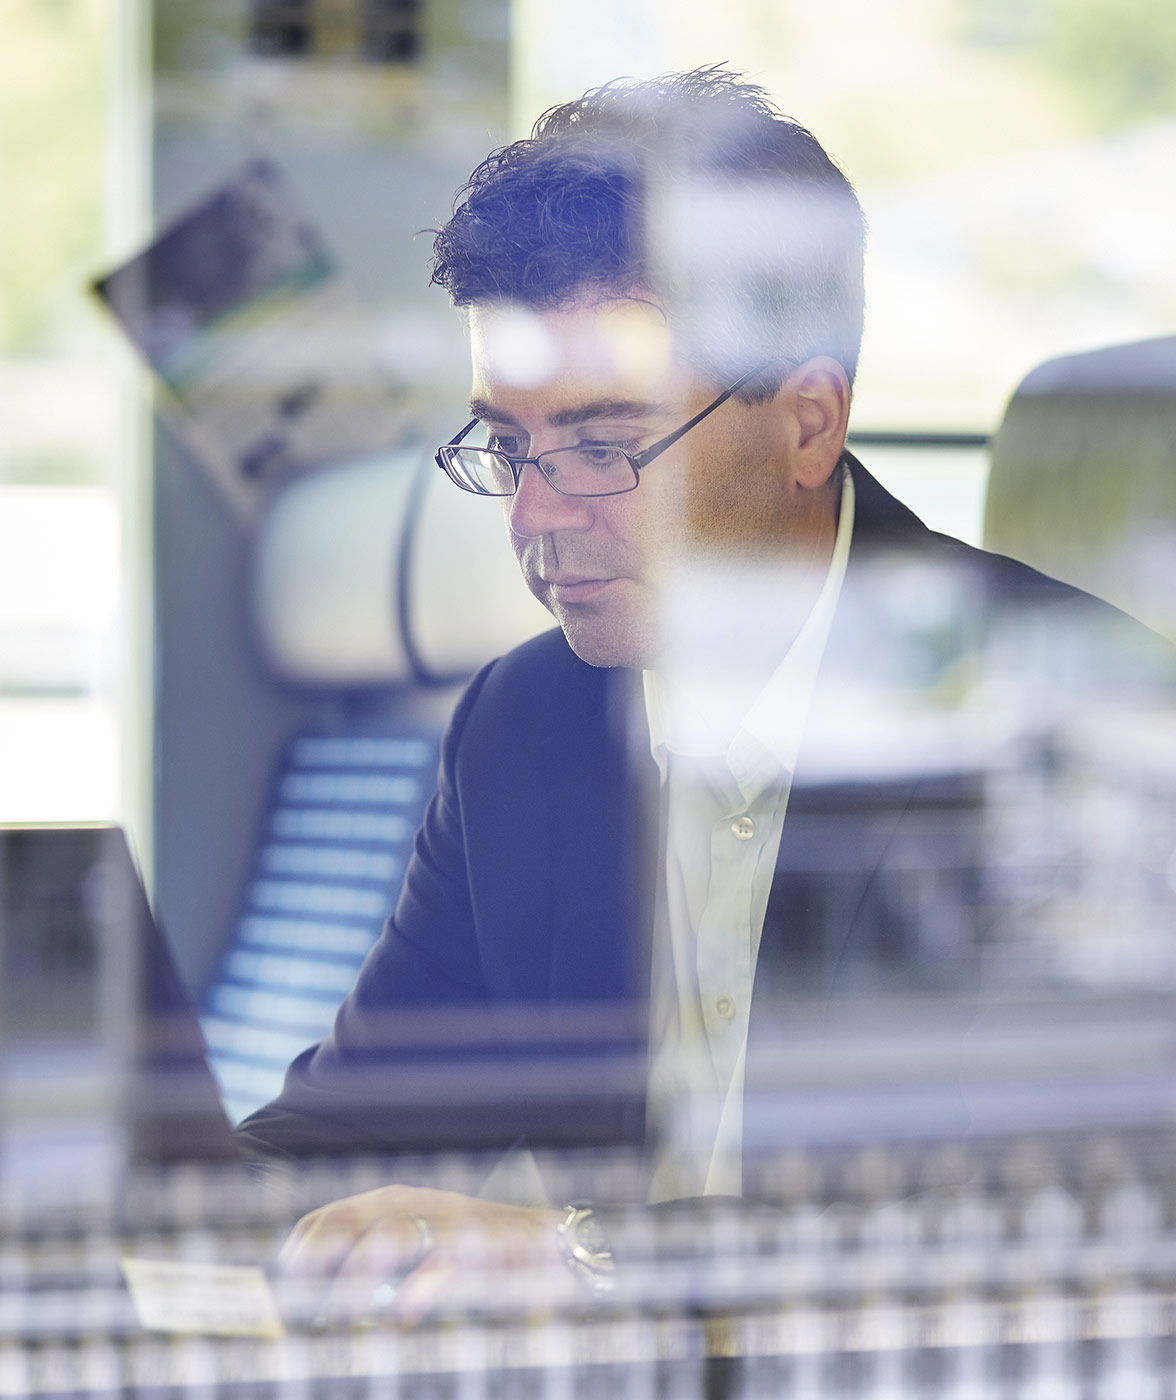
[{"x1": 467, "y1": 295, "x2": 837, "y2": 669}]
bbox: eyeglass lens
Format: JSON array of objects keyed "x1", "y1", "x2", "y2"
[{"x1": 446, "y1": 445, "x2": 639, "y2": 498}]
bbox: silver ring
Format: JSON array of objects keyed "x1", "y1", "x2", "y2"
[{"x1": 407, "y1": 1213, "x2": 435, "y2": 1265}]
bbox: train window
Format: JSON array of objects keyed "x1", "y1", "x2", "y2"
[{"x1": 515, "y1": 4, "x2": 1176, "y2": 486}]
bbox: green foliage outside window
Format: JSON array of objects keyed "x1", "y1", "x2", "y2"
[
  {"x1": 0, "y1": 0, "x2": 111, "y2": 353},
  {"x1": 957, "y1": 0, "x2": 1176, "y2": 130}
]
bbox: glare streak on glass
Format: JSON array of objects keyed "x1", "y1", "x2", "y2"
[
  {"x1": 247, "y1": 879, "x2": 389, "y2": 920},
  {"x1": 200, "y1": 729, "x2": 441, "y2": 1124},
  {"x1": 289, "y1": 736, "x2": 434, "y2": 769},
  {"x1": 209, "y1": 1058, "x2": 286, "y2": 1103},
  {"x1": 278, "y1": 772, "x2": 421, "y2": 807},
  {"x1": 236, "y1": 915, "x2": 374, "y2": 957},
  {"x1": 200, "y1": 1017, "x2": 312, "y2": 1064},
  {"x1": 269, "y1": 807, "x2": 412, "y2": 844},
  {"x1": 259, "y1": 842, "x2": 401, "y2": 883},
  {"x1": 212, "y1": 984, "x2": 344, "y2": 1026},
  {"x1": 225, "y1": 951, "x2": 361, "y2": 994}
]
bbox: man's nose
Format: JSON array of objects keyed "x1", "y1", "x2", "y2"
[{"x1": 506, "y1": 461, "x2": 595, "y2": 539}]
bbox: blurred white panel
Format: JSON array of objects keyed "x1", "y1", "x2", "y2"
[
  {"x1": 0, "y1": 698, "x2": 117, "y2": 821},
  {"x1": 252, "y1": 450, "x2": 417, "y2": 684},
  {"x1": 856, "y1": 444, "x2": 989, "y2": 548},
  {"x1": 0, "y1": 487, "x2": 119, "y2": 628},
  {"x1": 0, "y1": 487, "x2": 119, "y2": 821},
  {"x1": 409, "y1": 463, "x2": 554, "y2": 678}
]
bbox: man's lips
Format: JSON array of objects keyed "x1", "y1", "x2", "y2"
[{"x1": 543, "y1": 575, "x2": 623, "y2": 604}]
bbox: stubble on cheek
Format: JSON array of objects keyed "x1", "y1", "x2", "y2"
[
  {"x1": 554, "y1": 583, "x2": 654, "y2": 669},
  {"x1": 679, "y1": 460, "x2": 789, "y2": 559},
  {"x1": 510, "y1": 533, "x2": 654, "y2": 667},
  {"x1": 511, "y1": 535, "x2": 552, "y2": 614}
]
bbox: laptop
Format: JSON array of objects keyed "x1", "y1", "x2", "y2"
[{"x1": 0, "y1": 823, "x2": 242, "y2": 1204}]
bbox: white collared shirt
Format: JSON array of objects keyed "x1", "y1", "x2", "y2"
[{"x1": 643, "y1": 463, "x2": 855, "y2": 1200}]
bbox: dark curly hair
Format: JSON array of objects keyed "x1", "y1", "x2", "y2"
[{"x1": 430, "y1": 66, "x2": 867, "y2": 398}]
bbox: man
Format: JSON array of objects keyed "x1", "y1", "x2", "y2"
[{"x1": 240, "y1": 68, "x2": 1172, "y2": 1321}]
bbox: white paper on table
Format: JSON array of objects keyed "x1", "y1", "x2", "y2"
[{"x1": 121, "y1": 1256, "x2": 286, "y2": 1338}]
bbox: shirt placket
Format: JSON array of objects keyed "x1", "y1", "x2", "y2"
[{"x1": 697, "y1": 787, "x2": 765, "y2": 1092}]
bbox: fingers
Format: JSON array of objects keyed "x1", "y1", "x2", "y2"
[
  {"x1": 280, "y1": 1186, "x2": 430, "y2": 1277},
  {"x1": 320, "y1": 1223, "x2": 426, "y2": 1325},
  {"x1": 277, "y1": 1188, "x2": 569, "y2": 1330},
  {"x1": 371, "y1": 1250, "x2": 457, "y2": 1328},
  {"x1": 331, "y1": 1212, "x2": 432, "y2": 1296},
  {"x1": 278, "y1": 1188, "x2": 436, "y2": 1327}
]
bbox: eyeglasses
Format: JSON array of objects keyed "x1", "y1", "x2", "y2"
[{"x1": 435, "y1": 364, "x2": 769, "y2": 499}]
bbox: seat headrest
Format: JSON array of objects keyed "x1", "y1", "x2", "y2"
[
  {"x1": 1015, "y1": 335, "x2": 1176, "y2": 398},
  {"x1": 983, "y1": 336, "x2": 1176, "y2": 645},
  {"x1": 252, "y1": 445, "x2": 553, "y2": 686}
]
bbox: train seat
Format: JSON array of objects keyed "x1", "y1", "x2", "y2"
[{"x1": 983, "y1": 335, "x2": 1176, "y2": 644}]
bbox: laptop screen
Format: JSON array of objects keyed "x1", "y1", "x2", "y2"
[{"x1": 0, "y1": 824, "x2": 240, "y2": 1201}]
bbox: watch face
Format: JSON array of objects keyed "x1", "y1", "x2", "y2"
[
  {"x1": 559, "y1": 1207, "x2": 616, "y2": 1297},
  {"x1": 573, "y1": 1214, "x2": 609, "y2": 1261}
]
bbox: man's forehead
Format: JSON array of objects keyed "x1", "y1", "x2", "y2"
[{"x1": 467, "y1": 296, "x2": 680, "y2": 400}]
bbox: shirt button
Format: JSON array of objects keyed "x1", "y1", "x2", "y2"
[
  {"x1": 716, "y1": 995, "x2": 736, "y2": 1020},
  {"x1": 731, "y1": 815, "x2": 756, "y2": 841}
]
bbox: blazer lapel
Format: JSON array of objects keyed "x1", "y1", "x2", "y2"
[
  {"x1": 540, "y1": 664, "x2": 659, "y2": 1007},
  {"x1": 755, "y1": 454, "x2": 955, "y2": 1005}
]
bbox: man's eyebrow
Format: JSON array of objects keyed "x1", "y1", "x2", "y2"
[
  {"x1": 548, "y1": 399, "x2": 667, "y2": 428},
  {"x1": 466, "y1": 397, "x2": 667, "y2": 427},
  {"x1": 467, "y1": 397, "x2": 519, "y2": 424}
]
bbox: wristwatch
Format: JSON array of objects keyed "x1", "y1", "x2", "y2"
[{"x1": 555, "y1": 1204, "x2": 617, "y2": 1299}]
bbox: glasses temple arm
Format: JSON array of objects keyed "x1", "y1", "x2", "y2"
[
  {"x1": 632, "y1": 364, "x2": 773, "y2": 469},
  {"x1": 446, "y1": 418, "x2": 480, "y2": 448}
]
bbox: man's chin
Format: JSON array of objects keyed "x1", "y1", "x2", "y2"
[{"x1": 555, "y1": 611, "x2": 652, "y2": 670}]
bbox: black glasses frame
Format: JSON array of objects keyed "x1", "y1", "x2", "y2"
[{"x1": 435, "y1": 363, "x2": 771, "y2": 499}]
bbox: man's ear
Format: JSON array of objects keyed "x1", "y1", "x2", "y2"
[{"x1": 786, "y1": 357, "x2": 852, "y2": 490}]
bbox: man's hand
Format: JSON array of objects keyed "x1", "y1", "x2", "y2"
[{"x1": 279, "y1": 1185, "x2": 570, "y2": 1327}]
